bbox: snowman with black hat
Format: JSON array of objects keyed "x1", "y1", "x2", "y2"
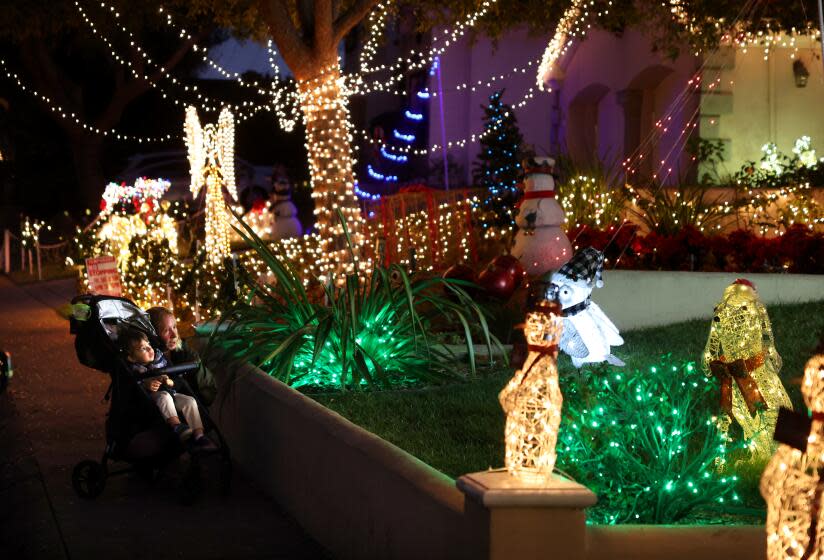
[{"x1": 548, "y1": 247, "x2": 624, "y2": 368}]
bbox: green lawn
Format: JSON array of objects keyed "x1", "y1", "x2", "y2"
[{"x1": 312, "y1": 300, "x2": 824, "y2": 482}]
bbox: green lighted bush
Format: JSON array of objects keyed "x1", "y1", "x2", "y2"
[
  {"x1": 208, "y1": 213, "x2": 500, "y2": 390},
  {"x1": 557, "y1": 355, "x2": 743, "y2": 524}
]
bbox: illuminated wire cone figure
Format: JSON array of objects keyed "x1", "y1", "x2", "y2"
[
  {"x1": 499, "y1": 299, "x2": 564, "y2": 483},
  {"x1": 760, "y1": 355, "x2": 824, "y2": 560},
  {"x1": 702, "y1": 279, "x2": 792, "y2": 458},
  {"x1": 184, "y1": 106, "x2": 238, "y2": 266}
]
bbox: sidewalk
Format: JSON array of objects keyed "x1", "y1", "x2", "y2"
[{"x1": 0, "y1": 277, "x2": 327, "y2": 559}]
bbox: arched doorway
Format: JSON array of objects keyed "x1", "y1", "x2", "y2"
[{"x1": 566, "y1": 84, "x2": 610, "y2": 167}]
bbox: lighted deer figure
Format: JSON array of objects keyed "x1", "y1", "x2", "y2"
[
  {"x1": 761, "y1": 355, "x2": 824, "y2": 560},
  {"x1": 184, "y1": 106, "x2": 238, "y2": 265},
  {"x1": 702, "y1": 279, "x2": 792, "y2": 458},
  {"x1": 499, "y1": 299, "x2": 564, "y2": 484}
]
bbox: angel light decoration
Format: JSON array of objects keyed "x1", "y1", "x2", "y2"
[
  {"x1": 184, "y1": 106, "x2": 238, "y2": 266},
  {"x1": 499, "y1": 299, "x2": 564, "y2": 484},
  {"x1": 549, "y1": 247, "x2": 624, "y2": 368},
  {"x1": 702, "y1": 279, "x2": 792, "y2": 457},
  {"x1": 761, "y1": 355, "x2": 824, "y2": 560}
]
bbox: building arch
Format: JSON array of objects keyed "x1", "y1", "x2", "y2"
[{"x1": 566, "y1": 83, "x2": 610, "y2": 167}]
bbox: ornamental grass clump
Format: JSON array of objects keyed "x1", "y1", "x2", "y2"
[
  {"x1": 209, "y1": 212, "x2": 500, "y2": 390},
  {"x1": 557, "y1": 356, "x2": 744, "y2": 524}
]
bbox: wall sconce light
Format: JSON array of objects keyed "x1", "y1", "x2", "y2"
[{"x1": 793, "y1": 60, "x2": 809, "y2": 88}]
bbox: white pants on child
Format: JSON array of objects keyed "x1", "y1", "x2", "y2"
[{"x1": 150, "y1": 391, "x2": 203, "y2": 432}]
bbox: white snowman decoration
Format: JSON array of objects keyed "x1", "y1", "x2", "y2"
[
  {"x1": 512, "y1": 157, "x2": 573, "y2": 275},
  {"x1": 270, "y1": 168, "x2": 302, "y2": 240},
  {"x1": 549, "y1": 247, "x2": 624, "y2": 368}
]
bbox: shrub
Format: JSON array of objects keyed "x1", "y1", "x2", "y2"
[
  {"x1": 556, "y1": 356, "x2": 742, "y2": 524},
  {"x1": 208, "y1": 213, "x2": 501, "y2": 390}
]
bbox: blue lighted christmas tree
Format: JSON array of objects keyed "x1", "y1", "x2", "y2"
[{"x1": 473, "y1": 89, "x2": 524, "y2": 231}]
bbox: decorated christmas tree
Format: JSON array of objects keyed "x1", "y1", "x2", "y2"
[{"x1": 473, "y1": 89, "x2": 524, "y2": 233}]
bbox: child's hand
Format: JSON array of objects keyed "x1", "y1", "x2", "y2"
[{"x1": 143, "y1": 378, "x2": 161, "y2": 392}]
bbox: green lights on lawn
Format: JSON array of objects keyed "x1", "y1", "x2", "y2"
[{"x1": 555, "y1": 355, "x2": 744, "y2": 524}]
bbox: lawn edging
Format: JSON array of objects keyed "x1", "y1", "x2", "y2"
[
  {"x1": 600, "y1": 270, "x2": 824, "y2": 330},
  {"x1": 195, "y1": 339, "x2": 767, "y2": 560},
  {"x1": 195, "y1": 340, "x2": 485, "y2": 560}
]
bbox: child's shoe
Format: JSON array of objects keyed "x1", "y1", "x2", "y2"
[
  {"x1": 190, "y1": 435, "x2": 218, "y2": 453},
  {"x1": 173, "y1": 423, "x2": 193, "y2": 441}
]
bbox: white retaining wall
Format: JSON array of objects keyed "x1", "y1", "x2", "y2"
[{"x1": 598, "y1": 270, "x2": 824, "y2": 331}]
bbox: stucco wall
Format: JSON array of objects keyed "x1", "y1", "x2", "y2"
[
  {"x1": 430, "y1": 27, "x2": 824, "y2": 188},
  {"x1": 702, "y1": 37, "x2": 824, "y2": 175}
]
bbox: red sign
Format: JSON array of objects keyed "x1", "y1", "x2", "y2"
[{"x1": 85, "y1": 255, "x2": 122, "y2": 297}]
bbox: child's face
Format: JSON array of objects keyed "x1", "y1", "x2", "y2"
[{"x1": 128, "y1": 338, "x2": 155, "y2": 364}]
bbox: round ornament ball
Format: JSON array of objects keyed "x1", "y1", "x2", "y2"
[{"x1": 479, "y1": 255, "x2": 526, "y2": 300}]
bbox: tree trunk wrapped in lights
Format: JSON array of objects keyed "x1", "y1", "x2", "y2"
[
  {"x1": 258, "y1": 0, "x2": 379, "y2": 281},
  {"x1": 702, "y1": 279, "x2": 792, "y2": 459},
  {"x1": 761, "y1": 355, "x2": 824, "y2": 560},
  {"x1": 499, "y1": 299, "x2": 564, "y2": 483},
  {"x1": 297, "y1": 63, "x2": 366, "y2": 281}
]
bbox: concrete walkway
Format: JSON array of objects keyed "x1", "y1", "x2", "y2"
[{"x1": 0, "y1": 277, "x2": 327, "y2": 559}]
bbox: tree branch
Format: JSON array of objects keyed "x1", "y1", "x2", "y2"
[
  {"x1": 19, "y1": 37, "x2": 84, "y2": 134},
  {"x1": 315, "y1": 0, "x2": 334, "y2": 52},
  {"x1": 333, "y1": 0, "x2": 378, "y2": 44},
  {"x1": 97, "y1": 33, "x2": 199, "y2": 130},
  {"x1": 260, "y1": 0, "x2": 312, "y2": 77}
]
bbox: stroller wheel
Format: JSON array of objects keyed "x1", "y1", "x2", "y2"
[
  {"x1": 72, "y1": 460, "x2": 106, "y2": 499},
  {"x1": 219, "y1": 453, "x2": 232, "y2": 496},
  {"x1": 179, "y1": 464, "x2": 202, "y2": 506}
]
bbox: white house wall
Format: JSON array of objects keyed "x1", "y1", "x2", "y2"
[
  {"x1": 702, "y1": 40, "x2": 824, "y2": 177},
  {"x1": 429, "y1": 27, "x2": 699, "y2": 186}
]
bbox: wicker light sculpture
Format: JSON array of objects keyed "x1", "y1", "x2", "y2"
[
  {"x1": 702, "y1": 280, "x2": 792, "y2": 458},
  {"x1": 761, "y1": 355, "x2": 824, "y2": 560},
  {"x1": 499, "y1": 299, "x2": 564, "y2": 484}
]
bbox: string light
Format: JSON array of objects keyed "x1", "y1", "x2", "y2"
[
  {"x1": 73, "y1": 0, "x2": 267, "y2": 119},
  {"x1": 537, "y1": 0, "x2": 609, "y2": 90},
  {"x1": 296, "y1": 62, "x2": 368, "y2": 282},
  {"x1": 0, "y1": 58, "x2": 175, "y2": 143}
]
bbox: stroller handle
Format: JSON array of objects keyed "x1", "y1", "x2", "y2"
[{"x1": 133, "y1": 362, "x2": 200, "y2": 381}]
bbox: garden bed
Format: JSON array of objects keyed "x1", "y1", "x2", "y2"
[{"x1": 312, "y1": 300, "x2": 824, "y2": 524}]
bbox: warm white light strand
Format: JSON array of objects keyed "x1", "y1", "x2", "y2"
[{"x1": 0, "y1": 57, "x2": 174, "y2": 143}]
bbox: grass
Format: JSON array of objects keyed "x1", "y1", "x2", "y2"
[{"x1": 312, "y1": 300, "x2": 824, "y2": 483}]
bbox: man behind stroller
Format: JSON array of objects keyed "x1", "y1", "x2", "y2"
[{"x1": 120, "y1": 328, "x2": 217, "y2": 452}]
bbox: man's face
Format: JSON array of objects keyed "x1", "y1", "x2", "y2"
[
  {"x1": 157, "y1": 315, "x2": 179, "y2": 352},
  {"x1": 129, "y1": 338, "x2": 155, "y2": 364}
]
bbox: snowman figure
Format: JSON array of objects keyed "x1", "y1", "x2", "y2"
[
  {"x1": 512, "y1": 157, "x2": 572, "y2": 275},
  {"x1": 549, "y1": 247, "x2": 624, "y2": 368},
  {"x1": 760, "y1": 355, "x2": 824, "y2": 560},
  {"x1": 269, "y1": 166, "x2": 302, "y2": 240},
  {"x1": 499, "y1": 299, "x2": 564, "y2": 484}
]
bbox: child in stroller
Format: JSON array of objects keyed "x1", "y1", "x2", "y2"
[
  {"x1": 69, "y1": 294, "x2": 230, "y2": 503},
  {"x1": 120, "y1": 328, "x2": 217, "y2": 451}
]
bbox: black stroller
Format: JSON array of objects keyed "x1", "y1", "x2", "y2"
[{"x1": 68, "y1": 294, "x2": 231, "y2": 504}]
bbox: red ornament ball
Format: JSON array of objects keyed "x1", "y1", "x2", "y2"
[{"x1": 479, "y1": 255, "x2": 526, "y2": 300}]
